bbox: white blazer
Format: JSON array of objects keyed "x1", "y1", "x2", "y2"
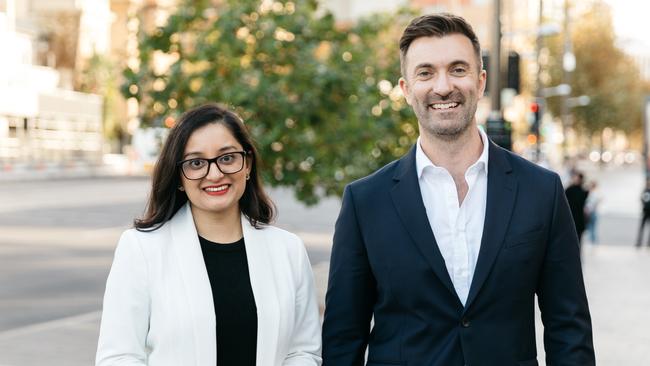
[{"x1": 96, "y1": 203, "x2": 322, "y2": 365}]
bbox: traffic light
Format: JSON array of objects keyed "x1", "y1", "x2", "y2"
[
  {"x1": 530, "y1": 101, "x2": 541, "y2": 134},
  {"x1": 507, "y1": 51, "x2": 520, "y2": 93},
  {"x1": 481, "y1": 51, "x2": 520, "y2": 95}
]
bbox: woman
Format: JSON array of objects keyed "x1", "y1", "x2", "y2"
[
  {"x1": 584, "y1": 181, "x2": 602, "y2": 244},
  {"x1": 96, "y1": 104, "x2": 322, "y2": 365}
]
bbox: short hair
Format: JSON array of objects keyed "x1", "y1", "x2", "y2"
[
  {"x1": 135, "y1": 103, "x2": 275, "y2": 231},
  {"x1": 399, "y1": 13, "x2": 482, "y2": 78}
]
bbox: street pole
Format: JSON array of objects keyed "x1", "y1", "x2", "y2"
[
  {"x1": 534, "y1": 0, "x2": 543, "y2": 162},
  {"x1": 489, "y1": 0, "x2": 501, "y2": 114},
  {"x1": 486, "y1": 0, "x2": 512, "y2": 150},
  {"x1": 642, "y1": 95, "x2": 650, "y2": 182},
  {"x1": 561, "y1": 0, "x2": 575, "y2": 162}
]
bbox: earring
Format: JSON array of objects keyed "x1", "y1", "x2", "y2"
[
  {"x1": 178, "y1": 186, "x2": 185, "y2": 191},
  {"x1": 245, "y1": 173, "x2": 250, "y2": 180}
]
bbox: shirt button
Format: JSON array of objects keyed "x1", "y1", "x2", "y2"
[{"x1": 461, "y1": 317, "x2": 471, "y2": 328}]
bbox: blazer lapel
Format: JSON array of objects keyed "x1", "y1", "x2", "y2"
[
  {"x1": 242, "y1": 218, "x2": 280, "y2": 366},
  {"x1": 464, "y1": 142, "x2": 517, "y2": 310},
  {"x1": 390, "y1": 146, "x2": 459, "y2": 302},
  {"x1": 170, "y1": 203, "x2": 216, "y2": 366}
]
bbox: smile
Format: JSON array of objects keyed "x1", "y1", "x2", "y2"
[
  {"x1": 203, "y1": 184, "x2": 230, "y2": 195},
  {"x1": 429, "y1": 102, "x2": 459, "y2": 110}
]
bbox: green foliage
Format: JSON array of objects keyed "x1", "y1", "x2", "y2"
[
  {"x1": 123, "y1": 0, "x2": 416, "y2": 204},
  {"x1": 545, "y1": 2, "x2": 644, "y2": 136},
  {"x1": 79, "y1": 53, "x2": 122, "y2": 142}
]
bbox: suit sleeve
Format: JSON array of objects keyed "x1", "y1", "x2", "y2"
[
  {"x1": 322, "y1": 185, "x2": 377, "y2": 366},
  {"x1": 283, "y1": 238, "x2": 322, "y2": 366},
  {"x1": 96, "y1": 230, "x2": 150, "y2": 366},
  {"x1": 537, "y1": 174, "x2": 595, "y2": 365}
]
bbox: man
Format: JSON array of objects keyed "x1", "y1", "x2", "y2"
[
  {"x1": 635, "y1": 179, "x2": 650, "y2": 247},
  {"x1": 322, "y1": 13, "x2": 594, "y2": 366},
  {"x1": 564, "y1": 171, "x2": 589, "y2": 246}
]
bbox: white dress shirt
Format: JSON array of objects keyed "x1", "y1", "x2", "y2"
[{"x1": 415, "y1": 128, "x2": 489, "y2": 306}]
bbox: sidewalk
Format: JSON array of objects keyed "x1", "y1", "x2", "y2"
[
  {"x1": 0, "y1": 242, "x2": 648, "y2": 366},
  {"x1": 0, "y1": 155, "x2": 149, "y2": 182},
  {"x1": 578, "y1": 244, "x2": 650, "y2": 365}
]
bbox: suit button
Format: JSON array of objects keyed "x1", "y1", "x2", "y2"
[{"x1": 461, "y1": 317, "x2": 470, "y2": 328}]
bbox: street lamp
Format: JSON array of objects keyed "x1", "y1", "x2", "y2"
[
  {"x1": 566, "y1": 95, "x2": 590, "y2": 108},
  {"x1": 540, "y1": 84, "x2": 572, "y2": 98},
  {"x1": 560, "y1": 0, "x2": 574, "y2": 160},
  {"x1": 533, "y1": 0, "x2": 561, "y2": 161},
  {"x1": 563, "y1": 51, "x2": 576, "y2": 72}
]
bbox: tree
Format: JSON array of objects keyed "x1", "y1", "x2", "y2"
[
  {"x1": 545, "y1": 1, "x2": 644, "y2": 137},
  {"x1": 123, "y1": 0, "x2": 416, "y2": 204},
  {"x1": 78, "y1": 53, "x2": 122, "y2": 144}
]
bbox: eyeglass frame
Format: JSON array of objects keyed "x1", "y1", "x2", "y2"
[{"x1": 177, "y1": 151, "x2": 249, "y2": 180}]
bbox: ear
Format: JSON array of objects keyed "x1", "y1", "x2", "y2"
[
  {"x1": 399, "y1": 77, "x2": 413, "y2": 106},
  {"x1": 478, "y1": 69, "x2": 487, "y2": 98},
  {"x1": 245, "y1": 154, "x2": 253, "y2": 175}
]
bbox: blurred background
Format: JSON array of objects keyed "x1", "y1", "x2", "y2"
[{"x1": 1, "y1": 0, "x2": 649, "y2": 365}]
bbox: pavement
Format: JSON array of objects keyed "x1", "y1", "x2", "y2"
[
  {"x1": 1, "y1": 161, "x2": 649, "y2": 365},
  {"x1": 1, "y1": 242, "x2": 649, "y2": 365}
]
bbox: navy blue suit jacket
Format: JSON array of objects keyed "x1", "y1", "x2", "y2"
[{"x1": 322, "y1": 142, "x2": 594, "y2": 366}]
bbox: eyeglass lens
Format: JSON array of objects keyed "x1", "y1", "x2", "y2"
[{"x1": 181, "y1": 152, "x2": 245, "y2": 179}]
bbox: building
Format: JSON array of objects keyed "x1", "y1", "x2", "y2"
[{"x1": 0, "y1": 0, "x2": 106, "y2": 171}]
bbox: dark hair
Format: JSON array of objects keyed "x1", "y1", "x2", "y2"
[
  {"x1": 399, "y1": 13, "x2": 482, "y2": 78},
  {"x1": 135, "y1": 103, "x2": 275, "y2": 231}
]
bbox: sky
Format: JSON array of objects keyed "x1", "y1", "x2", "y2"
[{"x1": 603, "y1": 0, "x2": 650, "y2": 53}]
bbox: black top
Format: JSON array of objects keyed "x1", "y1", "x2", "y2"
[
  {"x1": 199, "y1": 236, "x2": 257, "y2": 366},
  {"x1": 565, "y1": 184, "x2": 589, "y2": 233}
]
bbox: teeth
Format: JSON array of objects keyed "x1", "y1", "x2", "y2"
[
  {"x1": 430, "y1": 102, "x2": 458, "y2": 110},
  {"x1": 205, "y1": 185, "x2": 228, "y2": 192}
]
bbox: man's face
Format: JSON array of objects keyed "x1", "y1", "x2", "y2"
[{"x1": 399, "y1": 34, "x2": 486, "y2": 141}]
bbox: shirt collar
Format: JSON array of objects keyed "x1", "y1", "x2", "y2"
[{"x1": 416, "y1": 126, "x2": 490, "y2": 179}]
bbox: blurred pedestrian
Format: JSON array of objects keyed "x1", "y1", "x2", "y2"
[
  {"x1": 635, "y1": 180, "x2": 650, "y2": 247},
  {"x1": 584, "y1": 181, "x2": 602, "y2": 244},
  {"x1": 96, "y1": 104, "x2": 321, "y2": 365},
  {"x1": 565, "y1": 171, "x2": 589, "y2": 245},
  {"x1": 322, "y1": 13, "x2": 594, "y2": 366}
]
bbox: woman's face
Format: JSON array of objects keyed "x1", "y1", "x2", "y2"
[{"x1": 179, "y1": 122, "x2": 251, "y2": 220}]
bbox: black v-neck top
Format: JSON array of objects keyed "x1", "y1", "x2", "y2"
[{"x1": 199, "y1": 236, "x2": 257, "y2": 366}]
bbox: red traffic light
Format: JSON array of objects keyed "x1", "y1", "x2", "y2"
[{"x1": 530, "y1": 102, "x2": 539, "y2": 113}]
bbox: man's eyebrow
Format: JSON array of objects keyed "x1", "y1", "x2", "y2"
[
  {"x1": 453, "y1": 60, "x2": 471, "y2": 66},
  {"x1": 413, "y1": 60, "x2": 472, "y2": 71},
  {"x1": 413, "y1": 62, "x2": 434, "y2": 70}
]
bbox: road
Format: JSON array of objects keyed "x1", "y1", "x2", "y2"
[
  {"x1": 0, "y1": 162, "x2": 649, "y2": 365},
  {"x1": 0, "y1": 176, "x2": 339, "y2": 365}
]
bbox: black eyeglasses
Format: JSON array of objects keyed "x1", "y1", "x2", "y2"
[{"x1": 178, "y1": 151, "x2": 248, "y2": 180}]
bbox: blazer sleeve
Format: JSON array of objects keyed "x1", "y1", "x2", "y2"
[
  {"x1": 283, "y1": 238, "x2": 322, "y2": 366},
  {"x1": 96, "y1": 230, "x2": 150, "y2": 366},
  {"x1": 537, "y1": 174, "x2": 595, "y2": 365},
  {"x1": 322, "y1": 185, "x2": 376, "y2": 366}
]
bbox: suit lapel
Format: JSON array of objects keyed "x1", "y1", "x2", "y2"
[
  {"x1": 170, "y1": 203, "x2": 216, "y2": 366},
  {"x1": 390, "y1": 146, "x2": 459, "y2": 302},
  {"x1": 464, "y1": 142, "x2": 517, "y2": 309},
  {"x1": 242, "y1": 218, "x2": 280, "y2": 366}
]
